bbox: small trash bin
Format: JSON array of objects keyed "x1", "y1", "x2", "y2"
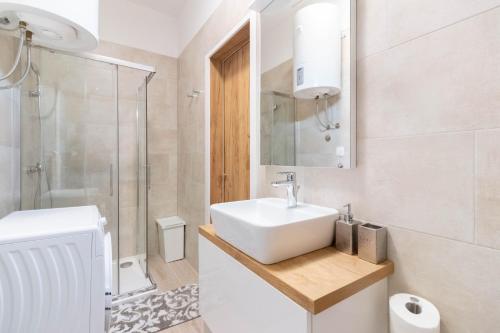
[{"x1": 156, "y1": 216, "x2": 186, "y2": 263}]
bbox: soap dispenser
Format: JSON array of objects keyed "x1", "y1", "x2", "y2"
[{"x1": 335, "y1": 203, "x2": 360, "y2": 255}]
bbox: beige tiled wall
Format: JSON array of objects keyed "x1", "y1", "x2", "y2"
[
  {"x1": 0, "y1": 34, "x2": 20, "y2": 218},
  {"x1": 177, "y1": 0, "x2": 253, "y2": 268},
  {"x1": 259, "y1": 1, "x2": 500, "y2": 332},
  {"x1": 178, "y1": 7, "x2": 500, "y2": 330},
  {"x1": 95, "y1": 41, "x2": 178, "y2": 257}
]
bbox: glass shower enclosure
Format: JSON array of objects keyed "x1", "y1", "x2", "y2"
[
  {"x1": 260, "y1": 91, "x2": 296, "y2": 166},
  {"x1": 19, "y1": 46, "x2": 156, "y2": 298}
]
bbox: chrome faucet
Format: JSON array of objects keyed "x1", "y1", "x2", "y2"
[{"x1": 271, "y1": 171, "x2": 299, "y2": 208}]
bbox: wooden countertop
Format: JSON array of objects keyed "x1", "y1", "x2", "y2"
[{"x1": 199, "y1": 224, "x2": 394, "y2": 314}]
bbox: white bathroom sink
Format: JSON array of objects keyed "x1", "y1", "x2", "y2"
[{"x1": 210, "y1": 198, "x2": 339, "y2": 264}]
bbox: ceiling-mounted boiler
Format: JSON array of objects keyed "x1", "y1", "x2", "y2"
[
  {"x1": 0, "y1": 0, "x2": 99, "y2": 51},
  {"x1": 0, "y1": 0, "x2": 99, "y2": 90},
  {"x1": 293, "y1": 2, "x2": 341, "y2": 100}
]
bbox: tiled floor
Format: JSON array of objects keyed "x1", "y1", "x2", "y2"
[{"x1": 148, "y1": 256, "x2": 207, "y2": 333}]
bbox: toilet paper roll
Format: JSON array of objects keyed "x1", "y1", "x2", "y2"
[{"x1": 390, "y1": 293, "x2": 440, "y2": 333}]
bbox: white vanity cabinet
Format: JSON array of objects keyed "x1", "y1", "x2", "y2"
[{"x1": 199, "y1": 233, "x2": 391, "y2": 333}]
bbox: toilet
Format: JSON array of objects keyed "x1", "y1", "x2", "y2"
[{"x1": 156, "y1": 216, "x2": 186, "y2": 263}]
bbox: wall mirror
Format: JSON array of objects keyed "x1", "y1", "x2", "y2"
[{"x1": 259, "y1": 0, "x2": 356, "y2": 168}]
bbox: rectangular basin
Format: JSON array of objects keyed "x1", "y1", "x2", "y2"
[{"x1": 210, "y1": 198, "x2": 339, "y2": 264}]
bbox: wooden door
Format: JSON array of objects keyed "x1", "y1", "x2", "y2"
[
  {"x1": 222, "y1": 43, "x2": 250, "y2": 202},
  {"x1": 210, "y1": 24, "x2": 250, "y2": 205}
]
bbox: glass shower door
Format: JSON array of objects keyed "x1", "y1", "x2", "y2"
[
  {"x1": 20, "y1": 48, "x2": 120, "y2": 292},
  {"x1": 136, "y1": 79, "x2": 148, "y2": 277},
  {"x1": 19, "y1": 47, "x2": 156, "y2": 298},
  {"x1": 116, "y1": 67, "x2": 154, "y2": 296},
  {"x1": 271, "y1": 93, "x2": 296, "y2": 165},
  {"x1": 261, "y1": 91, "x2": 296, "y2": 166}
]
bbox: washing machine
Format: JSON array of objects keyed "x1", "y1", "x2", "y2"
[{"x1": 0, "y1": 205, "x2": 113, "y2": 332}]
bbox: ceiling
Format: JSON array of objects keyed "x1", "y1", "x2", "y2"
[{"x1": 127, "y1": 0, "x2": 185, "y2": 17}]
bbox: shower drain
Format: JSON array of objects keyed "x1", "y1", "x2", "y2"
[{"x1": 120, "y1": 261, "x2": 133, "y2": 269}]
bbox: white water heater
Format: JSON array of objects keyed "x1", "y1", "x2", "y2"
[
  {"x1": 0, "y1": 0, "x2": 99, "y2": 51},
  {"x1": 293, "y1": 2, "x2": 341, "y2": 99}
]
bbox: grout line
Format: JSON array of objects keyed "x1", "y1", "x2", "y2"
[
  {"x1": 359, "y1": 128, "x2": 500, "y2": 142},
  {"x1": 473, "y1": 131, "x2": 478, "y2": 244},
  {"x1": 376, "y1": 221, "x2": 500, "y2": 253},
  {"x1": 358, "y1": 4, "x2": 500, "y2": 62},
  {"x1": 358, "y1": 129, "x2": 476, "y2": 141}
]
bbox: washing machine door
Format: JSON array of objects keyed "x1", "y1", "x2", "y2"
[{"x1": 104, "y1": 232, "x2": 113, "y2": 331}]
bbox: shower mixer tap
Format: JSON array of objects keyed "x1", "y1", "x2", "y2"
[{"x1": 26, "y1": 162, "x2": 43, "y2": 175}]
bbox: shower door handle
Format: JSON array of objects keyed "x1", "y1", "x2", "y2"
[
  {"x1": 109, "y1": 164, "x2": 113, "y2": 196},
  {"x1": 146, "y1": 164, "x2": 152, "y2": 191}
]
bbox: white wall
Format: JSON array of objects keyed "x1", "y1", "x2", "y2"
[
  {"x1": 177, "y1": 0, "x2": 224, "y2": 55},
  {"x1": 100, "y1": 0, "x2": 224, "y2": 57},
  {"x1": 261, "y1": 12, "x2": 292, "y2": 73},
  {"x1": 99, "y1": 0, "x2": 179, "y2": 57}
]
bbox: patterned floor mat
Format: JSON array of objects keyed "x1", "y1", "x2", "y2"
[{"x1": 110, "y1": 284, "x2": 200, "y2": 333}]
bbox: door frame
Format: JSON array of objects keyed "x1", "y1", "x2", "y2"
[{"x1": 204, "y1": 11, "x2": 260, "y2": 224}]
